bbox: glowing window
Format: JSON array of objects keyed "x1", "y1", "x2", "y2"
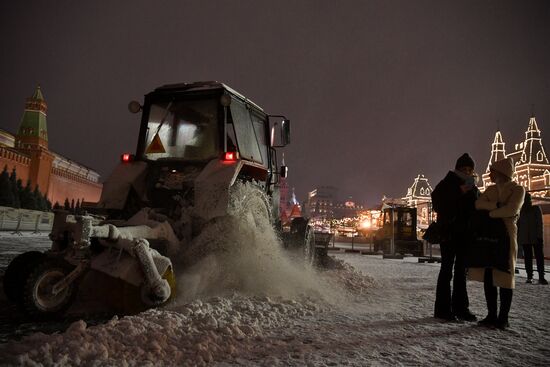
[{"x1": 143, "y1": 98, "x2": 219, "y2": 161}]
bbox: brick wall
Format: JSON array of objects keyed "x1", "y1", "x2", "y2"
[
  {"x1": 0, "y1": 147, "x2": 30, "y2": 183},
  {"x1": 48, "y1": 170, "x2": 102, "y2": 206}
]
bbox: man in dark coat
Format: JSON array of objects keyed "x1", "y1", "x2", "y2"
[
  {"x1": 432, "y1": 153, "x2": 479, "y2": 321},
  {"x1": 518, "y1": 193, "x2": 547, "y2": 285}
]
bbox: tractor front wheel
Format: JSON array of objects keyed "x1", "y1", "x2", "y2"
[{"x1": 22, "y1": 260, "x2": 78, "y2": 319}]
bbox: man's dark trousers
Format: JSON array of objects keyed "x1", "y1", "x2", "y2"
[
  {"x1": 522, "y1": 243, "x2": 545, "y2": 279},
  {"x1": 435, "y1": 240, "x2": 469, "y2": 317}
]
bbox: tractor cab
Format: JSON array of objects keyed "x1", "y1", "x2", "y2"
[
  {"x1": 131, "y1": 82, "x2": 290, "y2": 195},
  {"x1": 377, "y1": 206, "x2": 417, "y2": 241},
  {"x1": 373, "y1": 206, "x2": 424, "y2": 256},
  {"x1": 101, "y1": 82, "x2": 290, "y2": 220}
]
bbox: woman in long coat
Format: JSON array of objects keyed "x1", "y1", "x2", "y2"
[{"x1": 470, "y1": 158, "x2": 525, "y2": 329}]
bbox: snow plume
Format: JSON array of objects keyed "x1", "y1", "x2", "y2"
[{"x1": 175, "y1": 182, "x2": 372, "y2": 305}]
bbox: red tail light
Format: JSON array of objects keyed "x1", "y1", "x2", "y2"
[
  {"x1": 121, "y1": 153, "x2": 134, "y2": 162},
  {"x1": 223, "y1": 152, "x2": 238, "y2": 162}
]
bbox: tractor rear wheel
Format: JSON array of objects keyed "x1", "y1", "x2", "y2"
[{"x1": 229, "y1": 181, "x2": 272, "y2": 231}]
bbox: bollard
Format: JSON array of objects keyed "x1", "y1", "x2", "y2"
[
  {"x1": 11, "y1": 212, "x2": 23, "y2": 236},
  {"x1": 33, "y1": 213, "x2": 41, "y2": 234}
]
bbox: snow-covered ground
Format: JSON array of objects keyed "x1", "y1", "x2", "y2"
[{"x1": 0, "y1": 242, "x2": 548, "y2": 366}]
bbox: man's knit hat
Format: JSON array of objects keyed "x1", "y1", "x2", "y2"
[
  {"x1": 455, "y1": 153, "x2": 475, "y2": 169},
  {"x1": 490, "y1": 158, "x2": 515, "y2": 179}
]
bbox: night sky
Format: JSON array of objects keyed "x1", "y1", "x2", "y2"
[{"x1": 1, "y1": 0, "x2": 549, "y2": 206}]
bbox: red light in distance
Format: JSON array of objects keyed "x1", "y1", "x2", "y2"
[{"x1": 121, "y1": 153, "x2": 132, "y2": 162}]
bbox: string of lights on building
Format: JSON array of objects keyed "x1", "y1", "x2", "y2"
[{"x1": 298, "y1": 115, "x2": 549, "y2": 236}]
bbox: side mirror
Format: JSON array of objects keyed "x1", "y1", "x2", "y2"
[
  {"x1": 268, "y1": 115, "x2": 291, "y2": 147},
  {"x1": 281, "y1": 119, "x2": 291, "y2": 146},
  {"x1": 128, "y1": 101, "x2": 142, "y2": 114},
  {"x1": 280, "y1": 165, "x2": 288, "y2": 178}
]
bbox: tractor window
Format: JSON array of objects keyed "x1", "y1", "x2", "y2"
[
  {"x1": 384, "y1": 209, "x2": 398, "y2": 225},
  {"x1": 230, "y1": 100, "x2": 263, "y2": 164},
  {"x1": 143, "y1": 98, "x2": 219, "y2": 161},
  {"x1": 226, "y1": 119, "x2": 238, "y2": 152},
  {"x1": 401, "y1": 211, "x2": 413, "y2": 226},
  {"x1": 250, "y1": 111, "x2": 268, "y2": 166},
  {"x1": 384, "y1": 211, "x2": 392, "y2": 224}
]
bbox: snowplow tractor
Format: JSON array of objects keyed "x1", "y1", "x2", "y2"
[
  {"x1": 373, "y1": 206, "x2": 424, "y2": 256},
  {"x1": 4, "y1": 81, "x2": 303, "y2": 319}
]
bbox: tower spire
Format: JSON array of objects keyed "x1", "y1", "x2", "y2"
[
  {"x1": 520, "y1": 115, "x2": 546, "y2": 165},
  {"x1": 15, "y1": 85, "x2": 49, "y2": 150},
  {"x1": 486, "y1": 130, "x2": 506, "y2": 172},
  {"x1": 526, "y1": 116, "x2": 541, "y2": 140}
]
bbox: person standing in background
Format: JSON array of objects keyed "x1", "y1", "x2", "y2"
[{"x1": 518, "y1": 192, "x2": 547, "y2": 285}]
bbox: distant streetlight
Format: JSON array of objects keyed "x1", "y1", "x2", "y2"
[{"x1": 360, "y1": 220, "x2": 371, "y2": 229}]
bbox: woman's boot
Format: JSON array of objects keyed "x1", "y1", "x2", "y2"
[
  {"x1": 479, "y1": 269, "x2": 498, "y2": 327},
  {"x1": 497, "y1": 288, "x2": 513, "y2": 329}
]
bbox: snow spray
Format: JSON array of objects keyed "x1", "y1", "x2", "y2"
[{"x1": 174, "y1": 183, "x2": 370, "y2": 305}]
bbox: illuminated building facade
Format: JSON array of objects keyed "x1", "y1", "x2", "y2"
[
  {"x1": 402, "y1": 174, "x2": 433, "y2": 229},
  {"x1": 278, "y1": 168, "x2": 290, "y2": 218},
  {"x1": 333, "y1": 198, "x2": 365, "y2": 219},
  {"x1": 0, "y1": 86, "x2": 102, "y2": 205},
  {"x1": 305, "y1": 186, "x2": 337, "y2": 219},
  {"x1": 482, "y1": 116, "x2": 550, "y2": 197},
  {"x1": 305, "y1": 185, "x2": 367, "y2": 222}
]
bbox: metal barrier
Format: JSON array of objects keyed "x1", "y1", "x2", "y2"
[{"x1": 0, "y1": 206, "x2": 54, "y2": 233}]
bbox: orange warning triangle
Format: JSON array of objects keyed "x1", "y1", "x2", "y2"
[{"x1": 146, "y1": 133, "x2": 166, "y2": 154}]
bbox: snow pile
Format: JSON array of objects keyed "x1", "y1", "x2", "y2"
[
  {"x1": 321, "y1": 256, "x2": 376, "y2": 296},
  {"x1": 0, "y1": 295, "x2": 324, "y2": 366},
  {"x1": 0, "y1": 252, "x2": 375, "y2": 366}
]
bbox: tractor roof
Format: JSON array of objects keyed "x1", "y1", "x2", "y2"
[{"x1": 154, "y1": 81, "x2": 264, "y2": 111}]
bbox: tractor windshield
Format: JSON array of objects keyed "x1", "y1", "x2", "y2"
[{"x1": 142, "y1": 98, "x2": 219, "y2": 161}]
